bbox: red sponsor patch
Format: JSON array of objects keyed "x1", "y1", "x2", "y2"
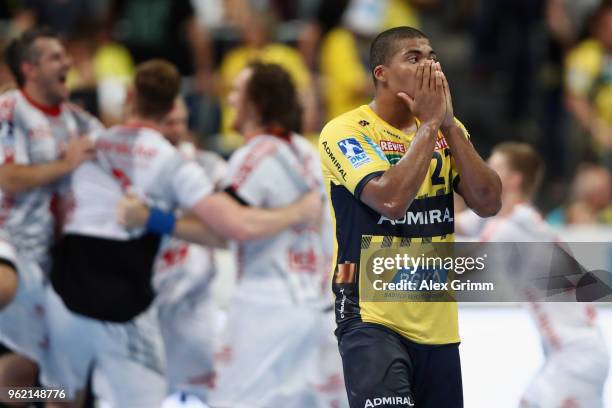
[
  {"x1": 159, "y1": 243, "x2": 189, "y2": 270},
  {"x1": 435, "y1": 136, "x2": 449, "y2": 150},
  {"x1": 288, "y1": 247, "x2": 318, "y2": 273},
  {"x1": 96, "y1": 140, "x2": 158, "y2": 159},
  {"x1": 28, "y1": 126, "x2": 53, "y2": 141},
  {"x1": 379, "y1": 140, "x2": 406, "y2": 153}
]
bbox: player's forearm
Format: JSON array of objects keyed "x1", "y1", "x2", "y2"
[
  {"x1": 226, "y1": 205, "x2": 306, "y2": 242},
  {"x1": 443, "y1": 123, "x2": 501, "y2": 217},
  {"x1": 192, "y1": 192, "x2": 307, "y2": 242},
  {"x1": 361, "y1": 122, "x2": 439, "y2": 219},
  {"x1": 173, "y1": 215, "x2": 227, "y2": 248},
  {"x1": 0, "y1": 160, "x2": 73, "y2": 195}
]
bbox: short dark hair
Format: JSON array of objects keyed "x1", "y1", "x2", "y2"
[
  {"x1": 369, "y1": 26, "x2": 428, "y2": 83},
  {"x1": 492, "y1": 142, "x2": 544, "y2": 198},
  {"x1": 4, "y1": 27, "x2": 57, "y2": 87},
  {"x1": 245, "y1": 62, "x2": 302, "y2": 134},
  {"x1": 133, "y1": 59, "x2": 181, "y2": 120}
]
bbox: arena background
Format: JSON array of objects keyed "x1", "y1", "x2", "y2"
[{"x1": 0, "y1": 0, "x2": 611, "y2": 407}]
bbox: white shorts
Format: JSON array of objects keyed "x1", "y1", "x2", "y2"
[
  {"x1": 0, "y1": 239, "x2": 49, "y2": 365},
  {"x1": 209, "y1": 294, "x2": 323, "y2": 408},
  {"x1": 44, "y1": 286, "x2": 167, "y2": 407},
  {"x1": 158, "y1": 288, "x2": 218, "y2": 401},
  {"x1": 521, "y1": 336, "x2": 609, "y2": 408},
  {"x1": 311, "y1": 309, "x2": 349, "y2": 408}
]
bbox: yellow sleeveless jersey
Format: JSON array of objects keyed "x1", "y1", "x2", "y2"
[{"x1": 319, "y1": 105, "x2": 466, "y2": 345}]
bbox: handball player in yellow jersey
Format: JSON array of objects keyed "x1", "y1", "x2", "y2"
[{"x1": 319, "y1": 27, "x2": 502, "y2": 407}]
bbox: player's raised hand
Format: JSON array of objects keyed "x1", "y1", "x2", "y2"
[
  {"x1": 117, "y1": 194, "x2": 150, "y2": 229},
  {"x1": 64, "y1": 136, "x2": 95, "y2": 170},
  {"x1": 397, "y1": 60, "x2": 445, "y2": 128},
  {"x1": 438, "y1": 67, "x2": 455, "y2": 128}
]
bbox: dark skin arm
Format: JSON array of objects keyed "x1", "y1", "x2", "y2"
[
  {"x1": 438, "y1": 70, "x2": 501, "y2": 217},
  {"x1": 361, "y1": 60, "x2": 446, "y2": 220}
]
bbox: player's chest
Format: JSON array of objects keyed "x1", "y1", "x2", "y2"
[
  {"x1": 373, "y1": 129, "x2": 453, "y2": 190},
  {"x1": 24, "y1": 112, "x2": 78, "y2": 162}
]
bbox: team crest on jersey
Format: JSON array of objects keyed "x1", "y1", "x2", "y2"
[
  {"x1": 379, "y1": 140, "x2": 406, "y2": 165},
  {"x1": 338, "y1": 138, "x2": 371, "y2": 168}
]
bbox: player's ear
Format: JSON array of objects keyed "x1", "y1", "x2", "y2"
[
  {"x1": 510, "y1": 172, "x2": 523, "y2": 192},
  {"x1": 373, "y1": 65, "x2": 386, "y2": 84},
  {"x1": 21, "y1": 61, "x2": 34, "y2": 80}
]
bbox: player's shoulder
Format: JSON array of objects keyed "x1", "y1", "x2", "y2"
[
  {"x1": 228, "y1": 135, "x2": 282, "y2": 167},
  {"x1": 505, "y1": 204, "x2": 556, "y2": 241},
  {"x1": 320, "y1": 106, "x2": 371, "y2": 141},
  {"x1": 65, "y1": 102, "x2": 104, "y2": 131},
  {"x1": 290, "y1": 133, "x2": 317, "y2": 155},
  {"x1": 513, "y1": 204, "x2": 551, "y2": 231},
  {"x1": 0, "y1": 88, "x2": 19, "y2": 103},
  {"x1": 196, "y1": 149, "x2": 228, "y2": 173},
  {"x1": 0, "y1": 89, "x2": 20, "y2": 120},
  {"x1": 104, "y1": 125, "x2": 173, "y2": 149}
]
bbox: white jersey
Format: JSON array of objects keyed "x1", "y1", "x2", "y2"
[
  {"x1": 460, "y1": 204, "x2": 609, "y2": 407},
  {"x1": 153, "y1": 144, "x2": 227, "y2": 306},
  {"x1": 223, "y1": 133, "x2": 327, "y2": 305},
  {"x1": 64, "y1": 125, "x2": 213, "y2": 239},
  {"x1": 0, "y1": 89, "x2": 102, "y2": 264},
  {"x1": 152, "y1": 145, "x2": 226, "y2": 401},
  {"x1": 212, "y1": 134, "x2": 335, "y2": 407},
  {"x1": 291, "y1": 136, "x2": 335, "y2": 291},
  {"x1": 459, "y1": 204, "x2": 605, "y2": 353}
]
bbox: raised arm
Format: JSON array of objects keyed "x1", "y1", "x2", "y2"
[
  {"x1": 117, "y1": 195, "x2": 227, "y2": 248},
  {"x1": 117, "y1": 190, "x2": 323, "y2": 244},
  {"x1": 191, "y1": 190, "x2": 322, "y2": 242},
  {"x1": 361, "y1": 61, "x2": 446, "y2": 219},
  {"x1": 0, "y1": 136, "x2": 93, "y2": 195},
  {"x1": 438, "y1": 71, "x2": 501, "y2": 217}
]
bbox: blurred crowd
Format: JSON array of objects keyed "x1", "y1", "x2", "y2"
[{"x1": 0, "y1": 0, "x2": 610, "y2": 226}]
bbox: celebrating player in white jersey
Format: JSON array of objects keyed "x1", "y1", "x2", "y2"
[
  {"x1": 45, "y1": 59, "x2": 321, "y2": 408},
  {"x1": 154, "y1": 97, "x2": 227, "y2": 404},
  {"x1": 118, "y1": 62, "x2": 339, "y2": 406},
  {"x1": 457, "y1": 142, "x2": 609, "y2": 408},
  {"x1": 208, "y1": 62, "x2": 331, "y2": 407},
  {"x1": 0, "y1": 28, "x2": 99, "y2": 393}
]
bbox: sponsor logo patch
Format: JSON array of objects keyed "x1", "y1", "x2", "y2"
[
  {"x1": 338, "y1": 137, "x2": 371, "y2": 168},
  {"x1": 379, "y1": 140, "x2": 406, "y2": 153},
  {"x1": 435, "y1": 135, "x2": 449, "y2": 150},
  {"x1": 378, "y1": 207, "x2": 454, "y2": 226},
  {"x1": 364, "y1": 396, "x2": 415, "y2": 407},
  {"x1": 321, "y1": 140, "x2": 347, "y2": 180},
  {"x1": 379, "y1": 140, "x2": 406, "y2": 165}
]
